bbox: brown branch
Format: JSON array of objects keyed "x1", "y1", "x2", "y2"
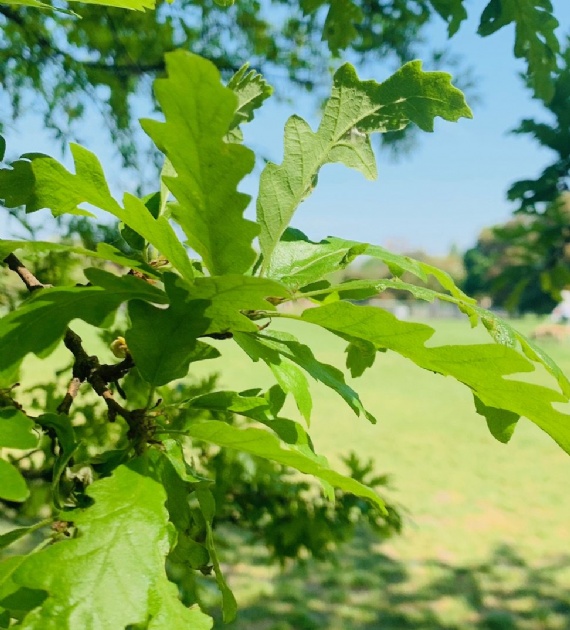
[
  {"x1": 3, "y1": 254, "x2": 137, "y2": 423},
  {"x1": 3, "y1": 253, "x2": 49, "y2": 292}
]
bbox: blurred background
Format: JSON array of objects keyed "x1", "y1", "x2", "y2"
[{"x1": 2, "y1": 1, "x2": 570, "y2": 627}]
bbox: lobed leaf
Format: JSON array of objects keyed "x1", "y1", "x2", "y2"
[
  {"x1": 301, "y1": 301, "x2": 570, "y2": 453},
  {"x1": 142, "y1": 51, "x2": 259, "y2": 275},
  {"x1": 299, "y1": 276, "x2": 570, "y2": 397},
  {"x1": 226, "y1": 64, "x2": 273, "y2": 143},
  {"x1": 257, "y1": 62, "x2": 471, "y2": 266},
  {"x1": 13, "y1": 458, "x2": 212, "y2": 629}
]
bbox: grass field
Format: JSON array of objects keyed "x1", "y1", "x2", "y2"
[
  {"x1": 16, "y1": 313, "x2": 570, "y2": 629},
  {"x1": 182, "y1": 314, "x2": 570, "y2": 630}
]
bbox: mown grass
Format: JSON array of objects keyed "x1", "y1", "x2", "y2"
[{"x1": 18, "y1": 313, "x2": 570, "y2": 628}]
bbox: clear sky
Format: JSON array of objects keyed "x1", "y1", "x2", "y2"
[{"x1": 3, "y1": 1, "x2": 570, "y2": 255}]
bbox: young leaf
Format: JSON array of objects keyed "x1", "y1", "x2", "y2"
[
  {"x1": 188, "y1": 421, "x2": 386, "y2": 511},
  {"x1": 142, "y1": 51, "x2": 259, "y2": 275},
  {"x1": 266, "y1": 229, "x2": 368, "y2": 290},
  {"x1": 0, "y1": 460, "x2": 29, "y2": 502},
  {"x1": 13, "y1": 459, "x2": 212, "y2": 629},
  {"x1": 301, "y1": 301, "x2": 570, "y2": 454},
  {"x1": 0, "y1": 268, "x2": 167, "y2": 372},
  {"x1": 0, "y1": 147, "x2": 195, "y2": 282},
  {"x1": 257, "y1": 61, "x2": 472, "y2": 265},
  {"x1": 226, "y1": 64, "x2": 273, "y2": 143}
]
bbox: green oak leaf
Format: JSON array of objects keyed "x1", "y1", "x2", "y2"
[
  {"x1": 127, "y1": 273, "x2": 287, "y2": 385},
  {"x1": 13, "y1": 459, "x2": 212, "y2": 630},
  {"x1": 266, "y1": 229, "x2": 470, "y2": 300},
  {"x1": 300, "y1": 276, "x2": 570, "y2": 397},
  {"x1": 142, "y1": 51, "x2": 259, "y2": 275},
  {"x1": 301, "y1": 301, "x2": 570, "y2": 454},
  {"x1": 257, "y1": 61, "x2": 472, "y2": 265},
  {"x1": 189, "y1": 421, "x2": 386, "y2": 512},
  {"x1": 0, "y1": 268, "x2": 167, "y2": 372},
  {"x1": 226, "y1": 64, "x2": 273, "y2": 143},
  {"x1": 0, "y1": 136, "x2": 5, "y2": 161},
  {"x1": 236, "y1": 330, "x2": 376, "y2": 423},
  {"x1": 0, "y1": 555, "x2": 46, "y2": 624},
  {"x1": 187, "y1": 391, "x2": 320, "y2": 461},
  {"x1": 429, "y1": 0, "x2": 468, "y2": 36},
  {"x1": 0, "y1": 408, "x2": 38, "y2": 449},
  {"x1": 0, "y1": 146, "x2": 194, "y2": 282},
  {"x1": 300, "y1": 0, "x2": 364, "y2": 53},
  {"x1": 478, "y1": 0, "x2": 559, "y2": 101},
  {"x1": 266, "y1": 229, "x2": 368, "y2": 290},
  {"x1": 0, "y1": 460, "x2": 29, "y2": 502}
]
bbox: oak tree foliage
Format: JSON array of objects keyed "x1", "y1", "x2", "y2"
[{"x1": 0, "y1": 0, "x2": 569, "y2": 628}]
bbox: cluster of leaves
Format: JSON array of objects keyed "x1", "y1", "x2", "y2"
[
  {"x1": 0, "y1": 0, "x2": 562, "y2": 166},
  {"x1": 1, "y1": 46, "x2": 570, "y2": 628}
]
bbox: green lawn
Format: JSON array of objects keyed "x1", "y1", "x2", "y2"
[
  {"x1": 18, "y1": 314, "x2": 570, "y2": 628},
  {"x1": 185, "y1": 315, "x2": 570, "y2": 630}
]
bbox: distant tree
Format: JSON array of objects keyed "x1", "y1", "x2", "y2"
[{"x1": 463, "y1": 195, "x2": 570, "y2": 314}]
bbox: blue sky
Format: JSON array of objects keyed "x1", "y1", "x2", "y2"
[{"x1": 3, "y1": 1, "x2": 570, "y2": 255}]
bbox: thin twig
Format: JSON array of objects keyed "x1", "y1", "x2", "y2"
[{"x1": 3, "y1": 253, "x2": 50, "y2": 292}]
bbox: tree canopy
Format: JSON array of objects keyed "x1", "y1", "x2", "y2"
[{"x1": 0, "y1": 0, "x2": 562, "y2": 165}]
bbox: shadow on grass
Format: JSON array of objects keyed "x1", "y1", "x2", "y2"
[{"x1": 211, "y1": 528, "x2": 570, "y2": 630}]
